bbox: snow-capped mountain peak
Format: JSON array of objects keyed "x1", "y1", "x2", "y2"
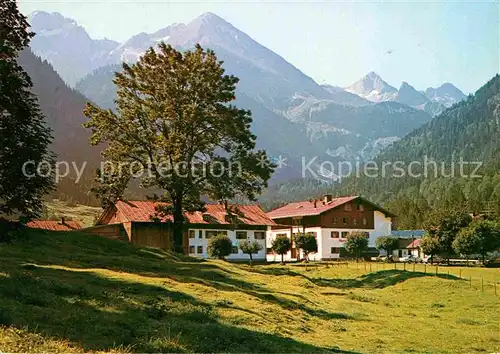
[
  {"x1": 425, "y1": 83, "x2": 467, "y2": 107},
  {"x1": 345, "y1": 72, "x2": 397, "y2": 102}
]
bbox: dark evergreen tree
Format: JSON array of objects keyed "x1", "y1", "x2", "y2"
[{"x1": 0, "y1": 0, "x2": 54, "y2": 219}]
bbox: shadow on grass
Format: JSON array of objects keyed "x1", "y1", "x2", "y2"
[
  {"x1": 0, "y1": 265, "x2": 359, "y2": 353},
  {"x1": 301, "y1": 270, "x2": 462, "y2": 289},
  {"x1": 0, "y1": 231, "x2": 362, "y2": 352},
  {"x1": 2, "y1": 230, "x2": 357, "y2": 323}
]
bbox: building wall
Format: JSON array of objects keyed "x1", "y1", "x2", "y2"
[
  {"x1": 82, "y1": 223, "x2": 129, "y2": 242},
  {"x1": 188, "y1": 227, "x2": 269, "y2": 260},
  {"x1": 369, "y1": 211, "x2": 392, "y2": 246},
  {"x1": 130, "y1": 222, "x2": 173, "y2": 249},
  {"x1": 267, "y1": 212, "x2": 392, "y2": 261}
]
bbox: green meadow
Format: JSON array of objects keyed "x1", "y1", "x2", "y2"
[{"x1": 1, "y1": 230, "x2": 499, "y2": 353}]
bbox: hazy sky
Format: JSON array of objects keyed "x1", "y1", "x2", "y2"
[{"x1": 19, "y1": 0, "x2": 499, "y2": 93}]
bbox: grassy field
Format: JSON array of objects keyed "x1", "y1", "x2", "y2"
[
  {"x1": 43, "y1": 200, "x2": 102, "y2": 227},
  {"x1": 0, "y1": 230, "x2": 499, "y2": 353}
]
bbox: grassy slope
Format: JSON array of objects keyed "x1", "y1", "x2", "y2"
[
  {"x1": 43, "y1": 200, "x2": 102, "y2": 228},
  {"x1": 0, "y1": 230, "x2": 499, "y2": 353}
]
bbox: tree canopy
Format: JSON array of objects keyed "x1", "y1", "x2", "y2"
[
  {"x1": 344, "y1": 232, "x2": 369, "y2": 261},
  {"x1": 84, "y1": 43, "x2": 274, "y2": 252},
  {"x1": 0, "y1": 0, "x2": 54, "y2": 219}
]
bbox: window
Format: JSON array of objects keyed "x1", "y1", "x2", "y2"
[
  {"x1": 356, "y1": 204, "x2": 364, "y2": 211},
  {"x1": 332, "y1": 217, "x2": 339, "y2": 225},
  {"x1": 189, "y1": 230, "x2": 195, "y2": 238},
  {"x1": 197, "y1": 246, "x2": 203, "y2": 254},
  {"x1": 198, "y1": 230, "x2": 203, "y2": 238},
  {"x1": 306, "y1": 232, "x2": 317, "y2": 238},
  {"x1": 342, "y1": 217, "x2": 349, "y2": 225},
  {"x1": 353, "y1": 218, "x2": 358, "y2": 225},
  {"x1": 206, "y1": 230, "x2": 227, "y2": 239},
  {"x1": 189, "y1": 246, "x2": 195, "y2": 254},
  {"x1": 266, "y1": 247, "x2": 274, "y2": 254},
  {"x1": 231, "y1": 246, "x2": 239, "y2": 254},
  {"x1": 254, "y1": 231, "x2": 265, "y2": 240},
  {"x1": 331, "y1": 231, "x2": 339, "y2": 238},
  {"x1": 206, "y1": 231, "x2": 217, "y2": 239},
  {"x1": 331, "y1": 247, "x2": 341, "y2": 254},
  {"x1": 236, "y1": 231, "x2": 247, "y2": 240},
  {"x1": 276, "y1": 233, "x2": 288, "y2": 238},
  {"x1": 341, "y1": 231, "x2": 349, "y2": 238},
  {"x1": 344, "y1": 203, "x2": 352, "y2": 211},
  {"x1": 362, "y1": 218, "x2": 367, "y2": 226}
]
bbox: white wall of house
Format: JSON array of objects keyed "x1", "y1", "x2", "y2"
[
  {"x1": 369, "y1": 211, "x2": 392, "y2": 246},
  {"x1": 188, "y1": 228, "x2": 269, "y2": 260},
  {"x1": 266, "y1": 213, "x2": 392, "y2": 262}
]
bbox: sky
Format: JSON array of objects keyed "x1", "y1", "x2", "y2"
[{"x1": 19, "y1": 0, "x2": 499, "y2": 94}]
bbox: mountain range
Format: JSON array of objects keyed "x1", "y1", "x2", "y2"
[{"x1": 27, "y1": 11, "x2": 468, "y2": 181}]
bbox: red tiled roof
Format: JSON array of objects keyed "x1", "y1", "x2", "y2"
[
  {"x1": 27, "y1": 220, "x2": 82, "y2": 231},
  {"x1": 113, "y1": 200, "x2": 276, "y2": 226},
  {"x1": 267, "y1": 196, "x2": 359, "y2": 219},
  {"x1": 407, "y1": 239, "x2": 421, "y2": 249}
]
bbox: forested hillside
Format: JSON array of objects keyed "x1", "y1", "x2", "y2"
[{"x1": 339, "y1": 75, "x2": 500, "y2": 228}]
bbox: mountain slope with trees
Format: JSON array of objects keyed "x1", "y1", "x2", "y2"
[{"x1": 339, "y1": 75, "x2": 500, "y2": 228}]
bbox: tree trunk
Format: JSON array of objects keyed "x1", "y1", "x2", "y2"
[
  {"x1": 281, "y1": 253, "x2": 285, "y2": 265},
  {"x1": 172, "y1": 198, "x2": 185, "y2": 254},
  {"x1": 249, "y1": 253, "x2": 253, "y2": 266}
]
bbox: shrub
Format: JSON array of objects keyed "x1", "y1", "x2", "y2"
[
  {"x1": 344, "y1": 232, "x2": 369, "y2": 261},
  {"x1": 207, "y1": 234, "x2": 233, "y2": 260},
  {"x1": 294, "y1": 233, "x2": 317, "y2": 262},
  {"x1": 239, "y1": 240, "x2": 263, "y2": 265},
  {"x1": 271, "y1": 235, "x2": 291, "y2": 264}
]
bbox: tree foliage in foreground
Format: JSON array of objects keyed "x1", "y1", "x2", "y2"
[
  {"x1": 84, "y1": 43, "x2": 274, "y2": 252},
  {"x1": 0, "y1": 0, "x2": 54, "y2": 219},
  {"x1": 238, "y1": 240, "x2": 263, "y2": 265}
]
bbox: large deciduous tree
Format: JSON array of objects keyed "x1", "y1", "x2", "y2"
[
  {"x1": 84, "y1": 43, "x2": 274, "y2": 252},
  {"x1": 0, "y1": 0, "x2": 54, "y2": 220}
]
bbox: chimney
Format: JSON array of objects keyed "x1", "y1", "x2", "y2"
[
  {"x1": 313, "y1": 200, "x2": 317, "y2": 208},
  {"x1": 61, "y1": 217, "x2": 65, "y2": 225},
  {"x1": 323, "y1": 194, "x2": 333, "y2": 204}
]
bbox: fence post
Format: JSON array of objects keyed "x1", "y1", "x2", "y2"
[
  {"x1": 413, "y1": 263, "x2": 416, "y2": 272},
  {"x1": 481, "y1": 277, "x2": 484, "y2": 292},
  {"x1": 369, "y1": 263, "x2": 372, "y2": 272},
  {"x1": 469, "y1": 276, "x2": 472, "y2": 288},
  {"x1": 459, "y1": 269, "x2": 462, "y2": 279}
]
